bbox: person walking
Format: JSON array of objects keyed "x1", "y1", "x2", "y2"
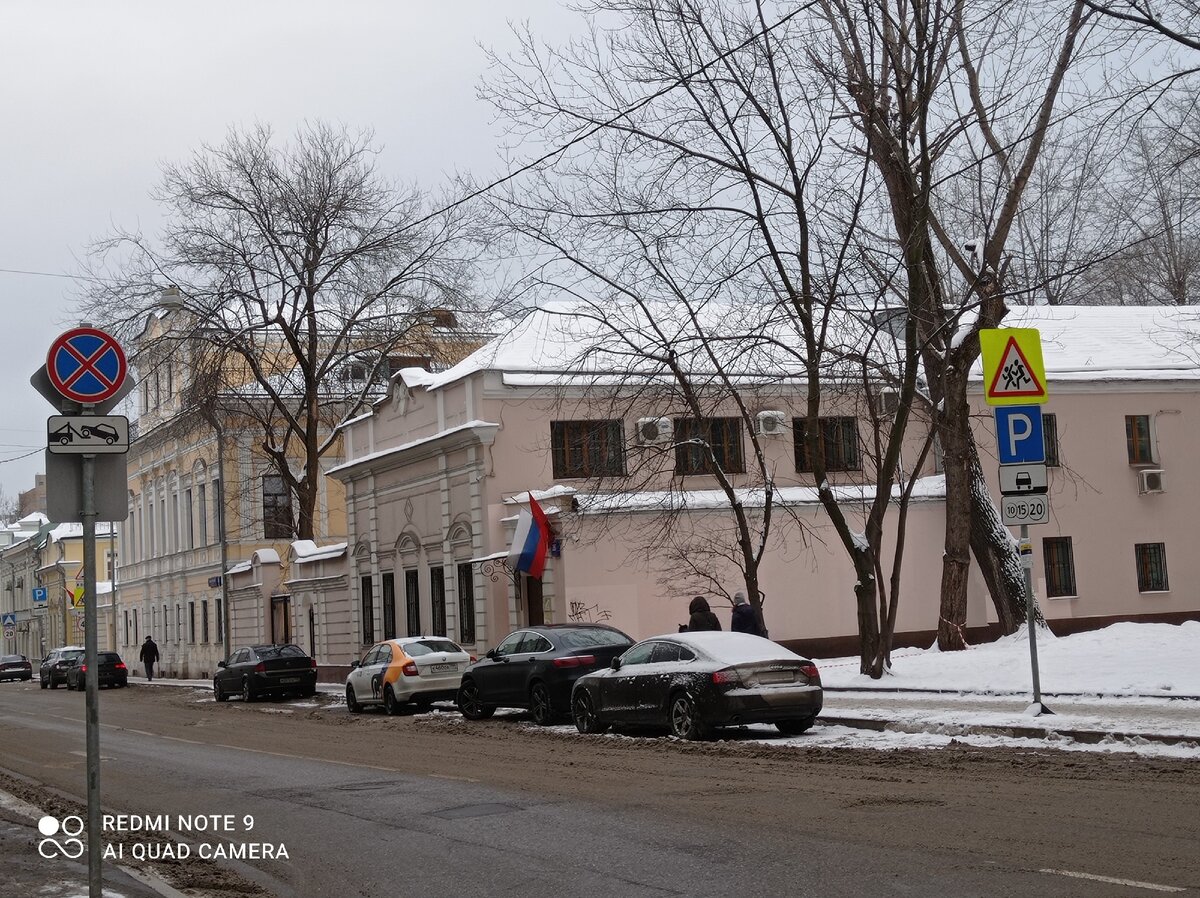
[
  {"x1": 139, "y1": 635, "x2": 159, "y2": 681},
  {"x1": 685, "y1": 596, "x2": 722, "y2": 632},
  {"x1": 730, "y1": 591, "x2": 768, "y2": 638}
]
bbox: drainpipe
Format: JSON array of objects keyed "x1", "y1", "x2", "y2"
[{"x1": 216, "y1": 422, "x2": 231, "y2": 662}]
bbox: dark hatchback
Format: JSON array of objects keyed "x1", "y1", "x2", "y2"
[
  {"x1": 0, "y1": 654, "x2": 32, "y2": 682},
  {"x1": 214, "y1": 644, "x2": 318, "y2": 702},
  {"x1": 66, "y1": 652, "x2": 128, "y2": 690},
  {"x1": 39, "y1": 647, "x2": 85, "y2": 689},
  {"x1": 571, "y1": 632, "x2": 823, "y2": 740},
  {"x1": 457, "y1": 624, "x2": 634, "y2": 725}
]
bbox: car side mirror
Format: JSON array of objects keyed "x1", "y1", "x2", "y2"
[
  {"x1": 485, "y1": 649, "x2": 497, "y2": 660},
  {"x1": 217, "y1": 660, "x2": 226, "y2": 668},
  {"x1": 349, "y1": 660, "x2": 360, "y2": 670},
  {"x1": 610, "y1": 657, "x2": 622, "y2": 671}
]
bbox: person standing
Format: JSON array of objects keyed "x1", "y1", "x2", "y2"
[
  {"x1": 731, "y1": 591, "x2": 768, "y2": 637},
  {"x1": 139, "y1": 635, "x2": 159, "y2": 681},
  {"x1": 685, "y1": 596, "x2": 722, "y2": 632}
]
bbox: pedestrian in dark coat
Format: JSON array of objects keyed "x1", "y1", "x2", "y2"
[
  {"x1": 686, "y1": 596, "x2": 722, "y2": 632},
  {"x1": 730, "y1": 591, "x2": 768, "y2": 637},
  {"x1": 139, "y1": 636, "x2": 159, "y2": 681}
]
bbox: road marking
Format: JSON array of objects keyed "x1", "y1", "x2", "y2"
[{"x1": 1040, "y1": 869, "x2": 1185, "y2": 892}]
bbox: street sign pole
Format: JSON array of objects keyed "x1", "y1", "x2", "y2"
[
  {"x1": 1020, "y1": 524, "x2": 1050, "y2": 715},
  {"x1": 81, "y1": 452, "x2": 102, "y2": 897}
]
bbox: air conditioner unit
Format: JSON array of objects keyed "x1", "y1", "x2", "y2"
[
  {"x1": 1138, "y1": 468, "x2": 1165, "y2": 494},
  {"x1": 871, "y1": 389, "x2": 900, "y2": 418},
  {"x1": 755, "y1": 410, "x2": 787, "y2": 436},
  {"x1": 637, "y1": 417, "x2": 673, "y2": 444}
]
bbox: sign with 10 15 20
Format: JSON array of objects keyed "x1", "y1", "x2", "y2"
[{"x1": 1001, "y1": 493, "x2": 1049, "y2": 526}]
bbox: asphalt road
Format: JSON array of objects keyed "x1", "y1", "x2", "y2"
[{"x1": 0, "y1": 680, "x2": 1196, "y2": 898}]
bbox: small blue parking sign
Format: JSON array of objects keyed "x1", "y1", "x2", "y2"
[
  {"x1": 994, "y1": 406, "x2": 1046, "y2": 465},
  {"x1": 32, "y1": 586, "x2": 48, "y2": 604}
]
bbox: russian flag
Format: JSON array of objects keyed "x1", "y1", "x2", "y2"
[{"x1": 508, "y1": 492, "x2": 552, "y2": 580}]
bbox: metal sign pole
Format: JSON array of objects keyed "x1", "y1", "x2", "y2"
[
  {"x1": 1021, "y1": 524, "x2": 1052, "y2": 717},
  {"x1": 81, "y1": 453, "x2": 102, "y2": 896}
]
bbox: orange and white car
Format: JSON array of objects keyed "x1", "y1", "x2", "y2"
[{"x1": 345, "y1": 636, "x2": 473, "y2": 715}]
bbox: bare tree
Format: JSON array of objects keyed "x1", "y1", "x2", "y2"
[
  {"x1": 484, "y1": 0, "x2": 936, "y2": 674},
  {"x1": 80, "y1": 122, "x2": 481, "y2": 540},
  {"x1": 1081, "y1": 0, "x2": 1200, "y2": 51}
]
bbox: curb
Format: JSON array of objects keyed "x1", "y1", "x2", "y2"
[
  {"x1": 823, "y1": 686, "x2": 1200, "y2": 701},
  {"x1": 818, "y1": 713, "x2": 1200, "y2": 748}
]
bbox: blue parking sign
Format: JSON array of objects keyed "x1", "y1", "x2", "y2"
[
  {"x1": 994, "y1": 406, "x2": 1046, "y2": 465},
  {"x1": 32, "y1": 586, "x2": 47, "y2": 604}
]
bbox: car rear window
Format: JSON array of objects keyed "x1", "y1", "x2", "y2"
[
  {"x1": 253, "y1": 645, "x2": 307, "y2": 659},
  {"x1": 554, "y1": 628, "x2": 633, "y2": 649},
  {"x1": 63, "y1": 650, "x2": 84, "y2": 660},
  {"x1": 404, "y1": 639, "x2": 462, "y2": 656},
  {"x1": 1, "y1": 655, "x2": 23, "y2": 663},
  {"x1": 101, "y1": 653, "x2": 122, "y2": 663}
]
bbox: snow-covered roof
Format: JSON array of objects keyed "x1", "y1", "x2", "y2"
[
  {"x1": 970, "y1": 306, "x2": 1200, "y2": 382},
  {"x1": 402, "y1": 301, "x2": 894, "y2": 393},
  {"x1": 291, "y1": 540, "x2": 348, "y2": 563},
  {"x1": 48, "y1": 522, "x2": 116, "y2": 540},
  {"x1": 672, "y1": 631, "x2": 806, "y2": 664},
  {"x1": 330, "y1": 420, "x2": 499, "y2": 476}
]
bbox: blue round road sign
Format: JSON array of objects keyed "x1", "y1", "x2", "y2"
[{"x1": 46, "y1": 327, "x2": 128, "y2": 403}]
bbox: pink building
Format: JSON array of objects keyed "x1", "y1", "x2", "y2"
[{"x1": 330, "y1": 304, "x2": 1200, "y2": 657}]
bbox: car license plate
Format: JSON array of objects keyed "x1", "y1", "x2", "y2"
[
  {"x1": 280, "y1": 677, "x2": 300, "y2": 684},
  {"x1": 758, "y1": 671, "x2": 793, "y2": 684},
  {"x1": 431, "y1": 663, "x2": 457, "y2": 673}
]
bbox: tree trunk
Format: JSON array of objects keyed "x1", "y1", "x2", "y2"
[
  {"x1": 854, "y1": 552, "x2": 883, "y2": 676},
  {"x1": 936, "y1": 382, "x2": 973, "y2": 651},
  {"x1": 967, "y1": 444, "x2": 1026, "y2": 634}
]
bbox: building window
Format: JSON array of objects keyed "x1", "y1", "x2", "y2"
[
  {"x1": 551, "y1": 420, "x2": 626, "y2": 479},
  {"x1": 1042, "y1": 414, "x2": 1060, "y2": 467},
  {"x1": 1042, "y1": 537, "x2": 1076, "y2": 597},
  {"x1": 188, "y1": 601, "x2": 196, "y2": 643},
  {"x1": 214, "y1": 598, "x2": 222, "y2": 643},
  {"x1": 133, "y1": 608, "x2": 139, "y2": 643},
  {"x1": 124, "y1": 610, "x2": 130, "y2": 646},
  {"x1": 184, "y1": 489, "x2": 194, "y2": 549},
  {"x1": 201, "y1": 600, "x2": 209, "y2": 644},
  {"x1": 794, "y1": 416, "x2": 860, "y2": 472},
  {"x1": 176, "y1": 604, "x2": 183, "y2": 643},
  {"x1": 360, "y1": 576, "x2": 375, "y2": 645},
  {"x1": 404, "y1": 570, "x2": 421, "y2": 637},
  {"x1": 1135, "y1": 543, "x2": 1169, "y2": 592},
  {"x1": 456, "y1": 563, "x2": 476, "y2": 645},
  {"x1": 198, "y1": 484, "x2": 208, "y2": 546},
  {"x1": 430, "y1": 566, "x2": 447, "y2": 637},
  {"x1": 162, "y1": 604, "x2": 168, "y2": 642},
  {"x1": 1126, "y1": 415, "x2": 1153, "y2": 465},
  {"x1": 105, "y1": 551, "x2": 115, "y2": 581},
  {"x1": 171, "y1": 493, "x2": 179, "y2": 554},
  {"x1": 262, "y1": 475, "x2": 293, "y2": 539},
  {"x1": 674, "y1": 417, "x2": 745, "y2": 475},
  {"x1": 382, "y1": 572, "x2": 396, "y2": 640}
]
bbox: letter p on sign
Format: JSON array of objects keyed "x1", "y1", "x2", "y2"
[{"x1": 995, "y1": 406, "x2": 1045, "y2": 465}]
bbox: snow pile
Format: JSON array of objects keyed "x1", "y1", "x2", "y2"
[{"x1": 818, "y1": 621, "x2": 1200, "y2": 695}]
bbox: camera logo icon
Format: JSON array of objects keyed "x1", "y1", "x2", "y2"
[{"x1": 37, "y1": 815, "x2": 85, "y2": 859}]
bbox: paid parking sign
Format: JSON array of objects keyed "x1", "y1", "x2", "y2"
[{"x1": 994, "y1": 406, "x2": 1045, "y2": 465}]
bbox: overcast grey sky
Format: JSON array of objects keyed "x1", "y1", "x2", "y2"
[{"x1": 0, "y1": 0, "x2": 578, "y2": 503}]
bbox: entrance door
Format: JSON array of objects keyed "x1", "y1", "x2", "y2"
[
  {"x1": 271, "y1": 595, "x2": 291, "y2": 644},
  {"x1": 524, "y1": 576, "x2": 544, "y2": 627}
]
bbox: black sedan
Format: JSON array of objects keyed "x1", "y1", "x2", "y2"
[
  {"x1": 570, "y1": 632, "x2": 823, "y2": 740},
  {"x1": 39, "y1": 647, "x2": 85, "y2": 689},
  {"x1": 66, "y1": 652, "x2": 128, "y2": 689},
  {"x1": 457, "y1": 624, "x2": 633, "y2": 725},
  {"x1": 0, "y1": 654, "x2": 32, "y2": 682},
  {"x1": 214, "y1": 644, "x2": 318, "y2": 702}
]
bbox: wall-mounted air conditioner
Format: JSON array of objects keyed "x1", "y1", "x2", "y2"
[
  {"x1": 1138, "y1": 468, "x2": 1165, "y2": 495},
  {"x1": 755, "y1": 410, "x2": 787, "y2": 436},
  {"x1": 637, "y1": 417, "x2": 673, "y2": 444}
]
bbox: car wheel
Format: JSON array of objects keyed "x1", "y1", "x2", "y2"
[
  {"x1": 775, "y1": 717, "x2": 815, "y2": 736},
  {"x1": 383, "y1": 685, "x2": 400, "y2": 716},
  {"x1": 456, "y1": 679, "x2": 495, "y2": 720},
  {"x1": 668, "y1": 691, "x2": 709, "y2": 741},
  {"x1": 529, "y1": 681, "x2": 556, "y2": 726},
  {"x1": 345, "y1": 685, "x2": 362, "y2": 714},
  {"x1": 214, "y1": 679, "x2": 228, "y2": 702},
  {"x1": 66, "y1": 678, "x2": 74, "y2": 691},
  {"x1": 572, "y1": 689, "x2": 607, "y2": 734},
  {"x1": 40, "y1": 678, "x2": 47, "y2": 689},
  {"x1": 241, "y1": 679, "x2": 256, "y2": 703}
]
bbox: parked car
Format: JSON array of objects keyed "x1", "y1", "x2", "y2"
[
  {"x1": 345, "y1": 636, "x2": 473, "y2": 714},
  {"x1": 65, "y1": 652, "x2": 128, "y2": 689},
  {"x1": 0, "y1": 654, "x2": 33, "y2": 682},
  {"x1": 213, "y1": 644, "x2": 317, "y2": 702},
  {"x1": 39, "y1": 646, "x2": 85, "y2": 689},
  {"x1": 457, "y1": 624, "x2": 634, "y2": 725},
  {"x1": 570, "y1": 631, "x2": 823, "y2": 740}
]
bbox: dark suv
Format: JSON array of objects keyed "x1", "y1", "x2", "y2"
[
  {"x1": 66, "y1": 651, "x2": 129, "y2": 690},
  {"x1": 39, "y1": 646, "x2": 85, "y2": 689}
]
